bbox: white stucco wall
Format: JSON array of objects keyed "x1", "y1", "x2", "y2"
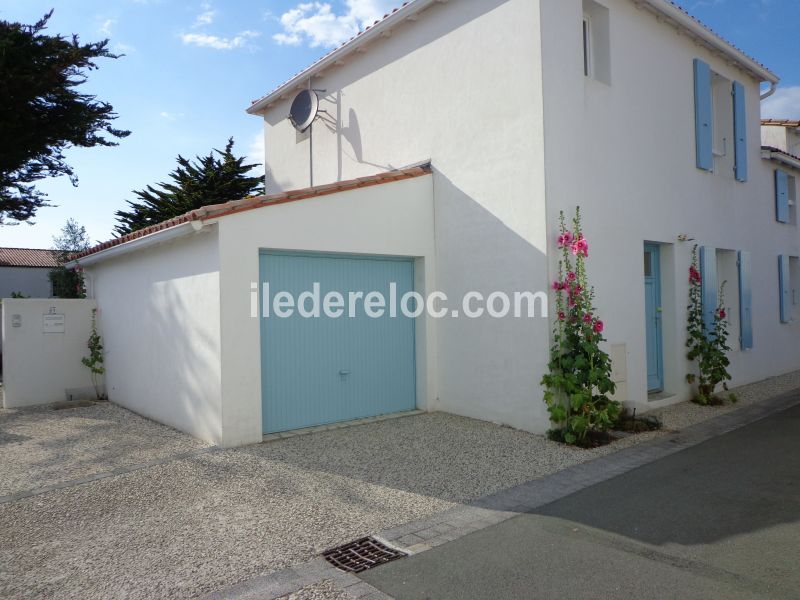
[
  {"x1": 84, "y1": 230, "x2": 223, "y2": 444},
  {"x1": 257, "y1": 0, "x2": 552, "y2": 433},
  {"x1": 2, "y1": 298, "x2": 97, "y2": 407},
  {"x1": 761, "y1": 125, "x2": 788, "y2": 152},
  {"x1": 0, "y1": 266, "x2": 53, "y2": 299},
  {"x1": 540, "y1": 0, "x2": 800, "y2": 413},
  {"x1": 215, "y1": 174, "x2": 436, "y2": 447}
]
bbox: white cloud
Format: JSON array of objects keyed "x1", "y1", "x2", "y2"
[
  {"x1": 98, "y1": 18, "x2": 115, "y2": 36},
  {"x1": 159, "y1": 111, "x2": 185, "y2": 120},
  {"x1": 273, "y1": 0, "x2": 397, "y2": 48},
  {"x1": 192, "y1": 2, "x2": 216, "y2": 28},
  {"x1": 762, "y1": 86, "x2": 800, "y2": 120},
  {"x1": 180, "y1": 30, "x2": 260, "y2": 50}
]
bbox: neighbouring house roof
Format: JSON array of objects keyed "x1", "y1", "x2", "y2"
[
  {"x1": 246, "y1": 0, "x2": 777, "y2": 115},
  {"x1": 762, "y1": 146, "x2": 800, "y2": 171},
  {"x1": 0, "y1": 247, "x2": 59, "y2": 268},
  {"x1": 73, "y1": 165, "x2": 432, "y2": 262},
  {"x1": 762, "y1": 119, "x2": 800, "y2": 128}
]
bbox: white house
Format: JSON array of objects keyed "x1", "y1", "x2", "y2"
[
  {"x1": 0, "y1": 247, "x2": 57, "y2": 299},
  {"x1": 72, "y1": 0, "x2": 800, "y2": 447}
]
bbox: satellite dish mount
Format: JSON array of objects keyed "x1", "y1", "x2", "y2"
[
  {"x1": 288, "y1": 86, "x2": 326, "y2": 186},
  {"x1": 289, "y1": 89, "x2": 322, "y2": 132}
]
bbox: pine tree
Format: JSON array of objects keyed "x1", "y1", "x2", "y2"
[
  {"x1": 50, "y1": 218, "x2": 92, "y2": 298},
  {"x1": 0, "y1": 11, "x2": 130, "y2": 224},
  {"x1": 114, "y1": 138, "x2": 263, "y2": 235}
]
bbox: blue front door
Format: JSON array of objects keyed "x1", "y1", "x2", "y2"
[
  {"x1": 644, "y1": 244, "x2": 664, "y2": 392},
  {"x1": 260, "y1": 251, "x2": 416, "y2": 434}
]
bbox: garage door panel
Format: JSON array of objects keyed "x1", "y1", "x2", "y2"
[{"x1": 260, "y1": 252, "x2": 416, "y2": 433}]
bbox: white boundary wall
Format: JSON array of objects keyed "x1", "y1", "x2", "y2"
[{"x1": 2, "y1": 298, "x2": 97, "y2": 407}]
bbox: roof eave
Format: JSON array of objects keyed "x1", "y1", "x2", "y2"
[
  {"x1": 68, "y1": 221, "x2": 210, "y2": 268},
  {"x1": 246, "y1": 0, "x2": 440, "y2": 115},
  {"x1": 762, "y1": 147, "x2": 800, "y2": 171},
  {"x1": 637, "y1": 1, "x2": 777, "y2": 83}
]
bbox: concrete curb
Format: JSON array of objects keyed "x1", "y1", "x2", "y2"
[{"x1": 205, "y1": 389, "x2": 800, "y2": 600}]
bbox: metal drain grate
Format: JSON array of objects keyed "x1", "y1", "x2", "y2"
[{"x1": 322, "y1": 536, "x2": 407, "y2": 573}]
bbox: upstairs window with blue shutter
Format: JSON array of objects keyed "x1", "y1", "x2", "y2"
[
  {"x1": 732, "y1": 81, "x2": 747, "y2": 182},
  {"x1": 694, "y1": 59, "x2": 713, "y2": 171},
  {"x1": 693, "y1": 59, "x2": 744, "y2": 180},
  {"x1": 700, "y1": 246, "x2": 718, "y2": 333}
]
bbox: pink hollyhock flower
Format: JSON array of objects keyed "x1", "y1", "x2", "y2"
[
  {"x1": 566, "y1": 271, "x2": 577, "y2": 282},
  {"x1": 593, "y1": 320, "x2": 604, "y2": 333},
  {"x1": 568, "y1": 297, "x2": 576, "y2": 308},
  {"x1": 571, "y1": 236, "x2": 589, "y2": 257},
  {"x1": 551, "y1": 281, "x2": 561, "y2": 291},
  {"x1": 583, "y1": 313, "x2": 592, "y2": 323},
  {"x1": 558, "y1": 311, "x2": 566, "y2": 321},
  {"x1": 557, "y1": 231, "x2": 574, "y2": 248},
  {"x1": 719, "y1": 309, "x2": 727, "y2": 319},
  {"x1": 689, "y1": 266, "x2": 701, "y2": 284},
  {"x1": 574, "y1": 285, "x2": 583, "y2": 294}
]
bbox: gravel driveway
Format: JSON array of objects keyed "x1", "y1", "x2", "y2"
[{"x1": 1, "y1": 370, "x2": 798, "y2": 599}]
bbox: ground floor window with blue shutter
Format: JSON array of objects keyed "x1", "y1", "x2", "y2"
[
  {"x1": 779, "y1": 255, "x2": 791, "y2": 323},
  {"x1": 700, "y1": 246, "x2": 718, "y2": 333},
  {"x1": 738, "y1": 251, "x2": 753, "y2": 349},
  {"x1": 779, "y1": 255, "x2": 799, "y2": 324}
]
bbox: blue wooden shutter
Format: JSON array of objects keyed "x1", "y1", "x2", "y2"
[
  {"x1": 738, "y1": 250, "x2": 753, "y2": 349},
  {"x1": 732, "y1": 81, "x2": 747, "y2": 182},
  {"x1": 700, "y1": 246, "x2": 718, "y2": 333},
  {"x1": 779, "y1": 254, "x2": 791, "y2": 323},
  {"x1": 775, "y1": 170, "x2": 790, "y2": 223},
  {"x1": 694, "y1": 59, "x2": 713, "y2": 171}
]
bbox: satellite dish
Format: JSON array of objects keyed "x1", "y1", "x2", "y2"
[{"x1": 289, "y1": 89, "x2": 319, "y2": 132}]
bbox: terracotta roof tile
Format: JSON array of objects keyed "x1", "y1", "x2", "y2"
[
  {"x1": 762, "y1": 119, "x2": 800, "y2": 128},
  {"x1": 0, "y1": 247, "x2": 60, "y2": 268},
  {"x1": 74, "y1": 165, "x2": 432, "y2": 261},
  {"x1": 762, "y1": 145, "x2": 800, "y2": 163}
]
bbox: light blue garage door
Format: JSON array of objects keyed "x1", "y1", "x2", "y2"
[{"x1": 259, "y1": 251, "x2": 416, "y2": 434}]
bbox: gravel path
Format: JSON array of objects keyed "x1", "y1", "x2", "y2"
[
  {"x1": 0, "y1": 401, "x2": 210, "y2": 497},
  {"x1": 1, "y1": 371, "x2": 798, "y2": 599}
]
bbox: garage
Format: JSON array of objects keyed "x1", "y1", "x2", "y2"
[
  {"x1": 259, "y1": 251, "x2": 417, "y2": 433},
  {"x1": 72, "y1": 167, "x2": 435, "y2": 446}
]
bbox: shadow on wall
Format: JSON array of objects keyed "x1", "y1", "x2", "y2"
[
  {"x1": 99, "y1": 238, "x2": 222, "y2": 444},
  {"x1": 432, "y1": 168, "x2": 552, "y2": 431},
  {"x1": 337, "y1": 107, "x2": 397, "y2": 174}
]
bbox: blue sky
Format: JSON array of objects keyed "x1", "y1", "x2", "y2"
[{"x1": 1, "y1": 0, "x2": 798, "y2": 249}]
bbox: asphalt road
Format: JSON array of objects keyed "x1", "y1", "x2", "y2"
[{"x1": 361, "y1": 403, "x2": 800, "y2": 600}]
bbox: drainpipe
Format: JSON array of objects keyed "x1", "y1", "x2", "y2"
[{"x1": 760, "y1": 81, "x2": 778, "y2": 101}]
